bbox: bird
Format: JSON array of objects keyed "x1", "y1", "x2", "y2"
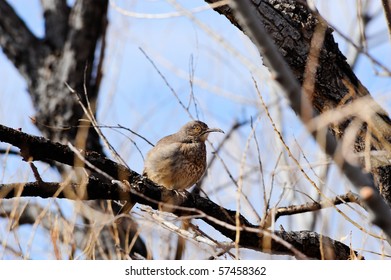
[{"x1": 116, "y1": 120, "x2": 224, "y2": 219}]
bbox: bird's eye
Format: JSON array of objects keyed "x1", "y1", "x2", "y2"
[{"x1": 193, "y1": 125, "x2": 201, "y2": 133}]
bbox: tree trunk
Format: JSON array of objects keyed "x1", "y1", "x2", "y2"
[{"x1": 0, "y1": 0, "x2": 147, "y2": 259}]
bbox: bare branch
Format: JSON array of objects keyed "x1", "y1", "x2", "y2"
[
  {"x1": 0, "y1": 177, "x2": 357, "y2": 259},
  {"x1": 271, "y1": 191, "x2": 362, "y2": 222},
  {"x1": 0, "y1": 124, "x2": 359, "y2": 259},
  {"x1": 0, "y1": 124, "x2": 135, "y2": 181}
]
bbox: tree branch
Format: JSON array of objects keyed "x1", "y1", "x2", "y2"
[
  {"x1": 0, "y1": 124, "x2": 360, "y2": 259},
  {"x1": 0, "y1": 124, "x2": 134, "y2": 180},
  {"x1": 0, "y1": 177, "x2": 358, "y2": 260},
  {"x1": 271, "y1": 191, "x2": 362, "y2": 222},
  {"x1": 0, "y1": 0, "x2": 46, "y2": 80},
  {"x1": 63, "y1": 0, "x2": 108, "y2": 95},
  {"x1": 41, "y1": 0, "x2": 70, "y2": 50}
]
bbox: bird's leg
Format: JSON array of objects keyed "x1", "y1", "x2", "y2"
[
  {"x1": 158, "y1": 188, "x2": 189, "y2": 213},
  {"x1": 112, "y1": 179, "x2": 136, "y2": 223},
  {"x1": 172, "y1": 189, "x2": 189, "y2": 202}
]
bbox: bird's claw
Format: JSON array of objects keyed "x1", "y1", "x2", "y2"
[{"x1": 172, "y1": 189, "x2": 188, "y2": 200}]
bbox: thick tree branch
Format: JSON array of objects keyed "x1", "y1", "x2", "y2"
[
  {"x1": 41, "y1": 0, "x2": 70, "y2": 50},
  {"x1": 0, "y1": 124, "x2": 359, "y2": 259},
  {"x1": 0, "y1": 124, "x2": 134, "y2": 180},
  {"x1": 0, "y1": 1, "x2": 108, "y2": 153},
  {"x1": 28, "y1": 0, "x2": 109, "y2": 152},
  {"x1": 0, "y1": 0, "x2": 46, "y2": 80},
  {"x1": 0, "y1": 177, "x2": 358, "y2": 260},
  {"x1": 62, "y1": 0, "x2": 108, "y2": 95}
]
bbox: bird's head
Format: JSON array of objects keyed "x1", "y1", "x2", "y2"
[{"x1": 180, "y1": 120, "x2": 224, "y2": 142}]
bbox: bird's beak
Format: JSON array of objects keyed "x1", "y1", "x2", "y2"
[
  {"x1": 200, "y1": 127, "x2": 224, "y2": 141},
  {"x1": 205, "y1": 128, "x2": 224, "y2": 134}
]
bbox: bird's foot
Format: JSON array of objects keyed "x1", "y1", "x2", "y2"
[
  {"x1": 111, "y1": 179, "x2": 131, "y2": 192},
  {"x1": 172, "y1": 189, "x2": 189, "y2": 201}
]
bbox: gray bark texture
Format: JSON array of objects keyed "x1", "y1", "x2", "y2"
[{"x1": 206, "y1": 0, "x2": 391, "y2": 204}]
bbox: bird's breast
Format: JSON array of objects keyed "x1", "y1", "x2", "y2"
[{"x1": 143, "y1": 141, "x2": 207, "y2": 190}]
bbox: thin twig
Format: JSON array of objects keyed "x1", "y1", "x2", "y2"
[
  {"x1": 65, "y1": 82, "x2": 129, "y2": 168},
  {"x1": 0, "y1": 149, "x2": 19, "y2": 156},
  {"x1": 116, "y1": 124, "x2": 154, "y2": 147},
  {"x1": 235, "y1": 116, "x2": 261, "y2": 257},
  {"x1": 194, "y1": 119, "x2": 250, "y2": 193},
  {"x1": 251, "y1": 117, "x2": 268, "y2": 223},
  {"x1": 188, "y1": 54, "x2": 200, "y2": 120},
  {"x1": 327, "y1": 18, "x2": 391, "y2": 76},
  {"x1": 271, "y1": 191, "x2": 362, "y2": 222},
  {"x1": 28, "y1": 162, "x2": 44, "y2": 184},
  {"x1": 139, "y1": 47, "x2": 193, "y2": 120}
]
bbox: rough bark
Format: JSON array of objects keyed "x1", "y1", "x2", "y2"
[
  {"x1": 205, "y1": 0, "x2": 391, "y2": 204},
  {"x1": 0, "y1": 0, "x2": 105, "y2": 151}
]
